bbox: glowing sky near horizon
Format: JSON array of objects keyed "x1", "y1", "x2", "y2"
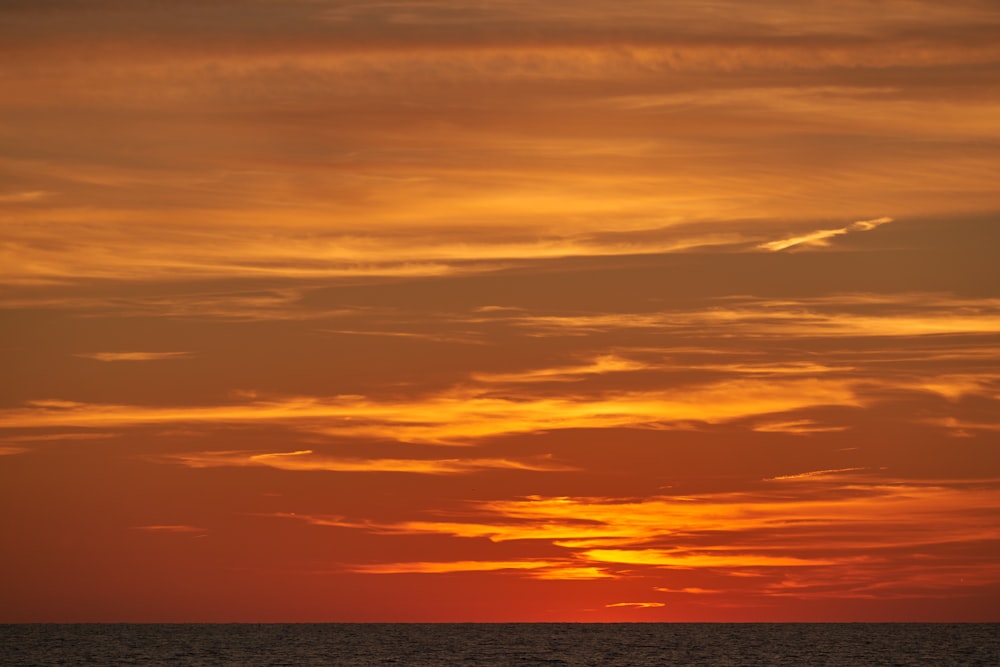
[{"x1": 1, "y1": 0, "x2": 998, "y2": 622}]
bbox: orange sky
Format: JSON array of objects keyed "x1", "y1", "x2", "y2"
[{"x1": 1, "y1": 0, "x2": 998, "y2": 622}]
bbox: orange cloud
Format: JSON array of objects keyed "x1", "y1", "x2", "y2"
[
  {"x1": 3, "y1": 0, "x2": 998, "y2": 298},
  {"x1": 905, "y1": 374, "x2": 1000, "y2": 401},
  {"x1": 499, "y1": 294, "x2": 1000, "y2": 338},
  {"x1": 0, "y1": 190, "x2": 50, "y2": 203},
  {"x1": 528, "y1": 566, "x2": 614, "y2": 581},
  {"x1": 294, "y1": 478, "x2": 1000, "y2": 598},
  {"x1": 0, "y1": 377, "x2": 861, "y2": 443},
  {"x1": 350, "y1": 560, "x2": 566, "y2": 575},
  {"x1": 543, "y1": 484, "x2": 999, "y2": 551},
  {"x1": 345, "y1": 556, "x2": 615, "y2": 581},
  {"x1": 471, "y1": 354, "x2": 649, "y2": 383},
  {"x1": 752, "y1": 420, "x2": 851, "y2": 434},
  {"x1": 762, "y1": 560, "x2": 1000, "y2": 600},
  {"x1": 131, "y1": 525, "x2": 205, "y2": 534},
  {"x1": 925, "y1": 417, "x2": 1000, "y2": 435},
  {"x1": 163, "y1": 449, "x2": 574, "y2": 475},
  {"x1": 765, "y1": 467, "x2": 867, "y2": 481},
  {"x1": 654, "y1": 587, "x2": 724, "y2": 595},
  {"x1": 0, "y1": 217, "x2": 777, "y2": 286},
  {"x1": 77, "y1": 351, "x2": 194, "y2": 362},
  {"x1": 583, "y1": 549, "x2": 838, "y2": 568},
  {"x1": 0, "y1": 432, "x2": 117, "y2": 443}
]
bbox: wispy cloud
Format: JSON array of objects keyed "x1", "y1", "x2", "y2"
[
  {"x1": 471, "y1": 354, "x2": 649, "y2": 383},
  {"x1": 759, "y1": 217, "x2": 893, "y2": 252},
  {"x1": 351, "y1": 560, "x2": 566, "y2": 575},
  {"x1": 0, "y1": 221, "x2": 810, "y2": 286},
  {"x1": 752, "y1": 420, "x2": 851, "y2": 434},
  {"x1": 317, "y1": 328, "x2": 484, "y2": 345},
  {"x1": 346, "y1": 559, "x2": 613, "y2": 580},
  {"x1": 289, "y1": 478, "x2": 1000, "y2": 598},
  {"x1": 77, "y1": 351, "x2": 194, "y2": 362},
  {"x1": 654, "y1": 587, "x2": 724, "y2": 595},
  {"x1": 0, "y1": 288, "x2": 318, "y2": 320},
  {"x1": 583, "y1": 549, "x2": 839, "y2": 568},
  {"x1": 0, "y1": 377, "x2": 861, "y2": 443},
  {"x1": 3, "y1": 0, "x2": 997, "y2": 297},
  {"x1": 925, "y1": 417, "x2": 1000, "y2": 435},
  {"x1": 0, "y1": 432, "x2": 118, "y2": 443},
  {"x1": 131, "y1": 524, "x2": 205, "y2": 534},
  {"x1": 0, "y1": 190, "x2": 51, "y2": 203},
  {"x1": 762, "y1": 561, "x2": 1000, "y2": 600},
  {"x1": 765, "y1": 467, "x2": 868, "y2": 481},
  {"x1": 495, "y1": 293, "x2": 1000, "y2": 338},
  {"x1": 162, "y1": 449, "x2": 574, "y2": 475}
]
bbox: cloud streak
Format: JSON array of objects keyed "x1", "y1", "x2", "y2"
[
  {"x1": 77, "y1": 351, "x2": 194, "y2": 362},
  {"x1": 759, "y1": 217, "x2": 893, "y2": 252},
  {"x1": 162, "y1": 449, "x2": 574, "y2": 475},
  {"x1": 496, "y1": 294, "x2": 1000, "y2": 339},
  {"x1": 131, "y1": 525, "x2": 206, "y2": 534},
  {"x1": 0, "y1": 377, "x2": 861, "y2": 443},
  {"x1": 2, "y1": 0, "x2": 997, "y2": 291},
  {"x1": 285, "y1": 476, "x2": 1000, "y2": 598}
]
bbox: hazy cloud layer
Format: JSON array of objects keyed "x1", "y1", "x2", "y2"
[{"x1": 2, "y1": 1, "x2": 998, "y2": 287}]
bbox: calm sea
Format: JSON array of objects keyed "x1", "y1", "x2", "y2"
[{"x1": 1, "y1": 623, "x2": 996, "y2": 666}]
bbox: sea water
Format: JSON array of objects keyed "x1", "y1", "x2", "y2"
[{"x1": 1, "y1": 623, "x2": 997, "y2": 666}]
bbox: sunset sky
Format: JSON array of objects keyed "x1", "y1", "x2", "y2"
[{"x1": 1, "y1": 0, "x2": 998, "y2": 622}]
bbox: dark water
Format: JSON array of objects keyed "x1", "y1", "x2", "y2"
[{"x1": 1, "y1": 623, "x2": 997, "y2": 666}]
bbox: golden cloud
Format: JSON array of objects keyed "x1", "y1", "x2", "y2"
[
  {"x1": 131, "y1": 525, "x2": 205, "y2": 534},
  {"x1": 290, "y1": 479, "x2": 1000, "y2": 598},
  {"x1": 0, "y1": 377, "x2": 861, "y2": 443},
  {"x1": 77, "y1": 351, "x2": 194, "y2": 362},
  {"x1": 163, "y1": 449, "x2": 574, "y2": 475},
  {"x1": 499, "y1": 295, "x2": 1000, "y2": 338}
]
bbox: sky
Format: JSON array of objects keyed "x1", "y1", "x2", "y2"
[{"x1": 1, "y1": 0, "x2": 998, "y2": 623}]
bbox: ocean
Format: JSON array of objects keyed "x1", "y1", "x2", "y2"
[{"x1": 1, "y1": 623, "x2": 996, "y2": 666}]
